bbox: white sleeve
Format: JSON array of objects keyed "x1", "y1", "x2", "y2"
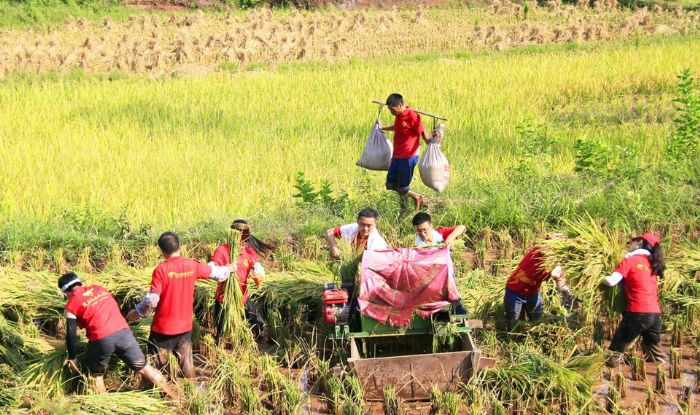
[
  {"x1": 208, "y1": 264, "x2": 231, "y2": 282},
  {"x1": 135, "y1": 291, "x2": 160, "y2": 317},
  {"x1": 339, "y1": 223, "x2": 358, "y2": 241},
  {"x1": 253, "y1": 262, "x2": 265, "y2": 276},
  {"x1": 602, "y1": 272, "x2": 624, "y2": 287},
  {"x1": 65, "y1": 310, "x2": 77, "y2": 319}
]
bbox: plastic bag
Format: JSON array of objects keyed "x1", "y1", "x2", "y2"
[
  {"x1": 356, "y1": 121, "x2": 393, "y2": 171},
  {"x1": 419, "y1": 123, "x2": 450, "y2": 193}
]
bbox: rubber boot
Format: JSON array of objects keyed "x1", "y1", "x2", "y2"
[
  {"x1": 642, "y1": 342, "x2": 668, "y2": 365},
  {"x1": 139, "y1": 365, "x2": 177, "y2": 399}
]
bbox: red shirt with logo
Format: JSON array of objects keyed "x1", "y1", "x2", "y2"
[
  {"x1": 65, "y1": 285, "x2": 129, "y2": 342},
  {"x1": 211, "y1": 244, "x2": 259, "y2": 304},
  {"x1": 392, "y1": 108, "x2": 425, "y2": 159},
  {"x1": 150, "y1": 256, "x2": 212, "y2": 335},
  {"x1": 506, "y1": 247, "x2": 551, "y2": 296},
  {"x1": 614, "y1": 253, "x2": 660, "y2": 313}
]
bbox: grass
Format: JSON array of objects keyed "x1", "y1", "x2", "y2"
[{"x1": 0, "y1": 35, "x2": 698, "y2": 261}]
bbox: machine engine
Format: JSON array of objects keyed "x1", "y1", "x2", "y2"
[{"x1": 322, "y1": 283, "x2": 350, "y2": 326}]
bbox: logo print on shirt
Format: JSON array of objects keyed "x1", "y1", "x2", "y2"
[
  {"x1": 83, "y1": 288, "x2": 94, "y2": 297},
  {"x1": 168, "y1": 271, "x2": 194, "y2": 279},
  {"x1": 635, "y1": 263, "x2": 651, "y2": 271},
  {"x1": 402, "y1": 121, "x2": 408, "y2": 128}
]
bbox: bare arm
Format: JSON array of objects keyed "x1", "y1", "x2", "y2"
[
  {"x1": 444, "y1": 225, "x2": 466, "y2": 246},
  {"x1": 380, "y1": 125, "x2": 394, "y2": 131},
  {"x1": 326, "y1": 228, "x2": 341, "y2": 260}
]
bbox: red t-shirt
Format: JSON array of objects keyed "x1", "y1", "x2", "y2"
[
  {"x1": 614, "y1": 254, "x2": 660, "y2": 313},
  {"x1": 392, "y1": 108, "x2": 425, "y2": 159},
  {"x1": 211, "y1": 244, "x2": 259, "y2": 304},
  {"x1": 150, "y1": 256, "x2": 212, "y2": 335},
  {"x1": 333, "y1": 226, "x2": 368, "y2": 253},
  {"x1": 506, "y1": 247, "x2": 551, "y2": 296},
  {"x1": 65, "y1": 285, "x2": 129, "y2": 342},
  {"x1": 436, "y1": 226, "x2": 457, "y2": 241}
]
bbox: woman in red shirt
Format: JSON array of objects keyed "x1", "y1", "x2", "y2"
[
  {"x1": 602, "y1": 233, "x2": 666, "y2": 368},
  {"x1": 210, "y1": 219, "x2": 274, "y2": 340}
]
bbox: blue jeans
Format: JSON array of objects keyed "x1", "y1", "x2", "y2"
[{"x1": 504, "y1": 287, "x2": 543, "y2": 328}]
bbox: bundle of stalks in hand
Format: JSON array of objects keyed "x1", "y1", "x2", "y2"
[
  {"x1": 219, "y1": 229, "x2": 254, "y2": 351},
  {"x1": 539, "y1": 217, "x2": 625, "y2": 320}
]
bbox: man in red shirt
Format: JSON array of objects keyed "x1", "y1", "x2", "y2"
[
  {"x1": 58, "y1": 272, "x2": 173, "y2": 397},
  {"x1": 504, "y1": 244, "x2": 572, "y2": 329},
  {"x1": 210, "y1": 219, "x2": 273, "y2": 340},
  {"x1": 602, "y1": 233, "x2": 666, "y2": 367},
  {"x1": 412, "y1": 212, "x2": 466, "y2": 248},
  {"x1": 380, "y1": 93, "x2": 434, "y2": 214},
  {"x1": 126, "y1": 232, "x2": 235, "y2": 379}
]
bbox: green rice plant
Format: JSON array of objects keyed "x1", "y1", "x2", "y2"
[
  {"x1": 442, "y1": 392, "x2": 462, "y2": 415},
  {"x1": 281, "y1": 377, "x2": 302, "y2": 415},
  {"x1": 183, "y1": 379, "x2": 207, "y2": 415},
  {"x1": 325, "y1": 376, "x2": 344, "y2": 415},
  {"x1": 670, "y1": 348, "x2": 681, "y2": 379},
  {"x1": 461, "y1": 382, "x2": 483, "y2": 413},
  {"x1": 382, "y1": 385, "x2": 402, "y2": 415},
  {"x1": 490, "y1": 393, "x2": 507, "y2": 415},
  {"x1": 606, "y1": 380, "x2": 621, "y2": 413},
  {"x1": 614, "y1": 371, "x2": 628, "y2": 399},
  {"x1": 0, "y1": 364, "x2": 20, "y2": 410},
  {"x1": 671, "y1": 317, "x2": 683, "y2": 348},
  {"x1": 429, "y1": 386, "x2": 443, "y2": 415},
  {"x1": 342, "y1": 374, "x2": 364, "y2": 415},
  {"x1": 167, "y1": 353, "x2": 180, "y2": 381},
  {"x1": 678, "y1": 385, "x2": 693, "y2": 415},
  {"x1": 630, "y1": 354, "x2": 647, "y2": 382},
  {"x1": 644, "y1": 388, "x2": 658, "y2": 415},
  {"x1": 655, "y1": 364, "x2": 666, "y2": 394}
]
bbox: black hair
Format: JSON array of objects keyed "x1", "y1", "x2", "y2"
[
  {"x1": 412, "y1": 212, "x2": 432, "y2": 226},
  {"x1": 57, "y1": 272, "x2": 82, "y2": 292},
  {"x1": 158, "y1": 232, "x2": 180, "y2": 255},
  {"x1": 386, "y1": 93, "x2": 404, "y2": 107},
  {"x1": 231, "y1": 219, "x2": 275, "y2": 255},
  {"x1": 357, "y1": 208, "x2": 379, "y2": 220},
  {"x1": 640, "y1": 239, "x2": 666, "y2": 278}
]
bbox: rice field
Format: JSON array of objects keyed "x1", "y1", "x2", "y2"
[{"x1": 1, "y1": 1, "x2": 699, "y2": 414}]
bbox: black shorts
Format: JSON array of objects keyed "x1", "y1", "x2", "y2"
[
  {"x1": 148, "y1": 330, "x2": 194, "y2": 379},
  {"x1": 86, "y1": 328, "x2": 146, "y2": 374}
]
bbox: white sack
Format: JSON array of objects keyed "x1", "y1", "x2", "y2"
[
  {"x1": 419, "y1": 123, "x2": 450, "y2": 193},
  {"x1": 356, "y1": 121, "x2": 393, "y2": 171}
]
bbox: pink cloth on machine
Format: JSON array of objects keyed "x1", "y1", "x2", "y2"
[{"x1": 358, "y1": 247, "x2": 459, "y2": 327}]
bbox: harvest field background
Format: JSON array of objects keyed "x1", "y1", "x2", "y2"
[{"x1": 0, "y1": 0, "x2": 699, "y2": 413}]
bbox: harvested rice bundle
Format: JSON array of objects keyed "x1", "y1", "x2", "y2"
[
  {"x1": 75, "y1": 390, "x2": 175, "y2": 415},
  {"x1": 219, "y1": 230, "x2": 255, "y2": 350},
  {"x1": 539, "y1": 217, "x2": 625, "y2": 317}
]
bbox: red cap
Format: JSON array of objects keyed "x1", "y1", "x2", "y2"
[{"x1": 631, "y1": 232, "x2": 660, "y2": 247}]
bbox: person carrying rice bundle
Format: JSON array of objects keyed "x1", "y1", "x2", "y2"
[
  {"x1": 379, "y1": 93, "x2": 435, "y2": 214},
  {"x1": 58, "y1": 272, "x2": 174, "y2": 397},
  {"x1": 210, "y1": 219, "x2": 273, "y2": 340},
  {"x1": 325, "y1": 207, "x2": 388, "y2": 261},
  {"x1": 126, "y1": 232, "x2": 234, "y2": 379},
  {"x1": 504, "y1": 235, "x2": 573, "y2": 330},
  {"x1": 602, "y1": 233, "x2": 667, "y2": 368}
]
